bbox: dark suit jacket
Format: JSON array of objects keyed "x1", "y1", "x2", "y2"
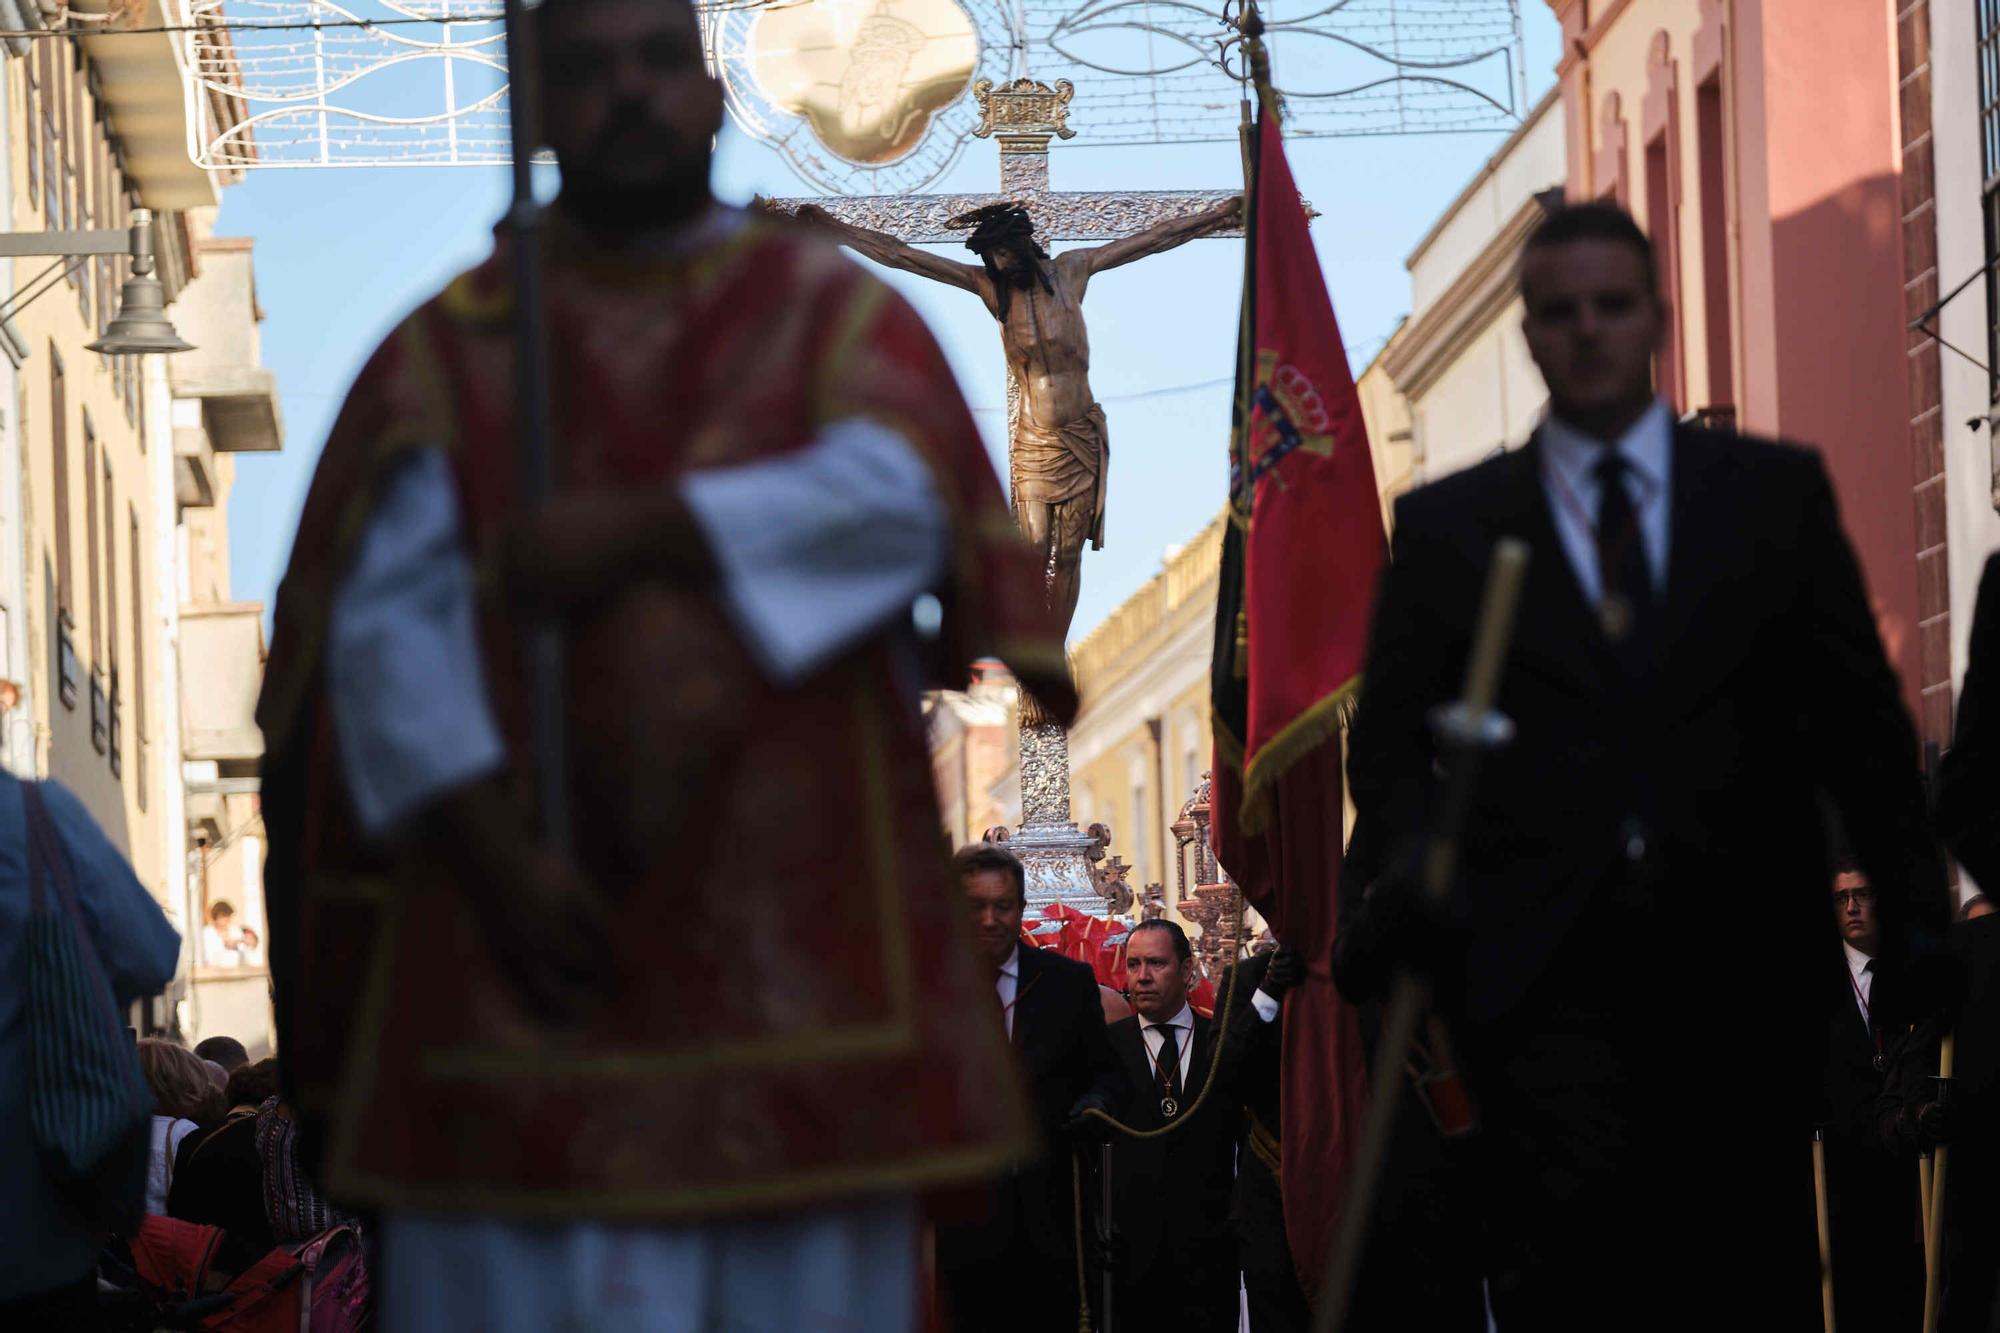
[
  {"x1": 1940, "y1": 551, "x2": 2000, "y2": 887},
  {"x1": 1819, "y1": 957, "x2": 1923, "y2": 1333},
  {"x1": 939, "y1": 942, "x2": 1125, "y2": 1274},
  {"x1": 1820, "y1": 953, "x2": 1915, "y2": 1213},
  {"x1": 1344, "y1": 426, "x2": 1947, "y2": 1098},
  {"x1": 1105, "y1": 1010, "x2": 1242, "y2": 1321}
]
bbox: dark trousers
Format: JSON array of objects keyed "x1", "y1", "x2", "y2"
[
  {"x1": 938, "y1": 1199, "x2": 1082, "y2": 1333},
  {"x1": 1344, "y1": 1091, "x2": 1484, "y2": 1333},
  {"x1": 0, "y1": 1273, "x2": 98, "y2": 1331},
  {"x1": 1113, "y1": 1261, "x2": 1238, "y2": 1333},
  {"x1": 1472, "y1": 906, "x2": 1820, "y2": 1333},
  {"x1": 1235, "y1": 1153, "x2": 1310, "y2": 1333}
]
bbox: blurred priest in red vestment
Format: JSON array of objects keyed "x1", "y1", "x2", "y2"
[{"x1": 255, "y1": 0, "x2": 1076, "y2": 1326}]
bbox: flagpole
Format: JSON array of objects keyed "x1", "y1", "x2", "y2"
[
  {"x1": 1313, "y1": 540, "x2": 1531, "y2": 1333},
  {"x1": 501, "y1": 0, "x2": 570, "y2": 853},
  {"x1": 1229, "y1": 1, "x2": 1265, "y2": 681}
]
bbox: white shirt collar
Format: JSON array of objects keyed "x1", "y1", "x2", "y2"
[
  {"x1": 1145, "y1": 1001, "x2": 1193, "y2": 1032},
  {"x1": 1540, "y1": 398, "x2": 1673, "y2": 497},
  {"x1": 1842, "y1": 941, "x2": 1875, "y2": 978},
  {"x1": 998, "y1": 943, "x2": 1021, "y2": 980}
]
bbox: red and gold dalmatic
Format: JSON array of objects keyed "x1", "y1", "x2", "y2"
[{"x1": 257, "y1": 216, "x2": 1076, "y2": 1220}]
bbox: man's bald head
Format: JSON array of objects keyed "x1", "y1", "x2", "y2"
[{"x1": 535, "y1": 0, "x2": 722, "y2": 234}]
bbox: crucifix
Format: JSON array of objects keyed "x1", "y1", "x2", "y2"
[{"x1": 764, "y1": 77, "x2": 1244, "y2": 912}]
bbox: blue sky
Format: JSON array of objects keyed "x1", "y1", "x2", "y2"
[{"x1": 212, "y1": 6, "x2": 1560, "y2": 641}]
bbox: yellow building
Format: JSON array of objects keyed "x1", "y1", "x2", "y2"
[
  {"x1": 4, "y1": 11, "x2": 272, "y2": 1037},
  {"x1": 1064, "y1": 516, "x2": 1224, "y2": 914}
]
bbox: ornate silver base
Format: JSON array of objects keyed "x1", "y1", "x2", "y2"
[{"x1": 1016, "y1": 719, "x2": 1113, "y2": 916}]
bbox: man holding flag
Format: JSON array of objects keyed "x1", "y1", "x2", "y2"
[{"x1": 1208, "y1": 21, "x2": 1384, "y2": 1322}]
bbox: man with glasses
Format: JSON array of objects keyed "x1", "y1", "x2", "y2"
[{"x1": 1822, "y1": 860, "x2": 1923, "y2": 1330}]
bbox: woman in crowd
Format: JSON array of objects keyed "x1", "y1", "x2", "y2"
[
  {"x1": 137, "y1": 1038, "x2": 225, "y2": 1215},
  {"x1": 168, "y1": 1056, "x2": 282, "y2": 1264}
]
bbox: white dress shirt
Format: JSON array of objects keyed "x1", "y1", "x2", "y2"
[
  {"x1": 1141, "y1": 1001, "x2": 1196, "y2": 1090},
  {"x1": 995, "y1": 944, "x2": 1021, "y2": 1039},
  {"x1": 1843, "y1": 941, "x2": 1876, "y2": 1027},
  {"x1": 325, "y1": 420, "x2": 947, "y2": 837},
  {"x1": 1537, "y1": 399, "x2": 1674, "y2": 606}
]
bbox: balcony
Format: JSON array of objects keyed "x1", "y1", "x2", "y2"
[
  {"x1": 179, "y1": 603, "x2": 265, "y2": 765},
  {"x1": 168, "y1": 238, "x2": 283, "y2": 458},
  {"x1": 69, "y1": 0, "x2": 227, "y2": 212}
]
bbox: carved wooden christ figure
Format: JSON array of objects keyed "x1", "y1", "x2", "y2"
[{"x1": 795, "y1": 196, "x2": 1241, "y2": 636}]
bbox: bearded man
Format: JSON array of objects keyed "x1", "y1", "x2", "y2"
[{"x1": 255, "y1": 0, "x2": 1076, "y2": 1326}]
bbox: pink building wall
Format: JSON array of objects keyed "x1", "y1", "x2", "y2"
[{"x1": 1552, "y1": 0, "x2": 1927, "y2": 724}]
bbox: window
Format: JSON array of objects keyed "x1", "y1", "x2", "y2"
[
  {"x1": 38, "y1": 45, "x2": 59, "y2": 224},
  {"x1": 1981, "y1": 0, "x2": 2000, "y2": 399},
  {"x1": 63, "y1": 52, "x2": 80, "y2": 279},
  {"x1": 49, "y1": 344, "x2": 73, "y2": 624},
  {"x1": 1130, "y1": 778, "x2": 1150, "y2": 885},
  {"x1": 1695, "y1": 71, "x2": 1734, "y2": 415},
  {"x1": 92, "y1": 124, "x2": 111, "y2": 340},
  {"x1": 89, "y1": 671, "x2": 107, "y2": 755},
  {"x1": 1644, "y1": 35, "x2": 1685, "y2": 411},
  {"x1": 83, "y1": 420, "x2": 99, "y2": 666},
  {"x1": 25, "y1": 39, "x2": 40, "y2": 208},
  {"x1": 102, "y1": 456, "x2": 116, "y2": 679},
  {"x1": 129, "y1": 508, "x2": 145, "y2": 807},
  {"x1": 72, "y1": 62, "x2": 91, "y2": 318},
  {"x1": 107, "y1": 670, "x2": 121, "y2": 778}
]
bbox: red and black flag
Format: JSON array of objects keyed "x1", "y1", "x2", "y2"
[{"x1": 1209, "y1": 87, "x2": 1387, "y2": 1299}]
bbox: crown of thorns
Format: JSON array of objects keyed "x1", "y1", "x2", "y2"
[{"x1": 949, "y1": 202, "x2": 1044, "y2": 257}]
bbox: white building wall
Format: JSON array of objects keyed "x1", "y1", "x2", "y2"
[
  {"x1": 1933, "y1": 0, "x2": 2000, "y2": 687},
  {"x1": 1407, "y1": 98, "x2": 1565, "y2": 321},
  {"x1": 0, "y1": 54, "x2": 27, "y2": 779}
]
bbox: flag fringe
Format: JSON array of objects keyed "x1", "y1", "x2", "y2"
[{"x1": 1235, "y1": 675, "x2": 1359, "y2": 834}]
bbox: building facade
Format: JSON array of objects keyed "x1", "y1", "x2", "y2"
[
  {"x1": 1548, "y1": 0, "x2": 1945, "y2": 745},
  {"x1": 1370, "y1": 90, "x2": 1564, "y2": 498},
  {"x1": 926, "y1": 661, "x2": 1022, "y2": 852},
  {"x1": 5, "y1": 5, "x2": 274, "y2": 1036},
  {"x1": 172, "y1": 229, "x2": 281, "y2": 1056}
]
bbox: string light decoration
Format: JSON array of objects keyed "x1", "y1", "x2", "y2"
[{"x1": 176, "y1": 0, "x2": 1524, "y2": 176}]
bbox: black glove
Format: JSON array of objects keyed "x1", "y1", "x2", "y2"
[
  {"x1": 1331, "y1": 864, "x2": 1461, "y2": 1003},
  {"x1": 1063, "y1": 1090, "x2": 1113, "y2": 1139},
  {"x1": 1915, "y1": 1100, "x2": 1953, "y2": 1150},
  {"x1": 1261, "y1": 945, "x2": 1304, "y2": 997}
]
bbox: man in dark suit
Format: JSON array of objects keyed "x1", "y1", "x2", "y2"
[
  {"x1": 1221, "y1": 945, "x2": 1310, "y2": 1333},
  {"x1": 1924, "y1": 550, "x2": 2000, "y2": 1329},
  {"x1": 938, "y1": 842, "x2": 1127, "y2": 1333},
  {"x1": 1102, "y1": 919, "x2": 1243, "y2": 1332},
  {"x1": 1819, "y1": 859, "x2": 1923, "y2": 1330},
  {"x1": 1341, "y1": 200, "x2": 1948, "y2": 1330}
]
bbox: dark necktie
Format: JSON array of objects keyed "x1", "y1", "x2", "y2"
[
  {"x1": 1593, "y1": 452, "x2": 1656, "y2": 663},
  {"x1": 1151, "y1": 1022, "x2": 1182, "y2": 1098}
]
